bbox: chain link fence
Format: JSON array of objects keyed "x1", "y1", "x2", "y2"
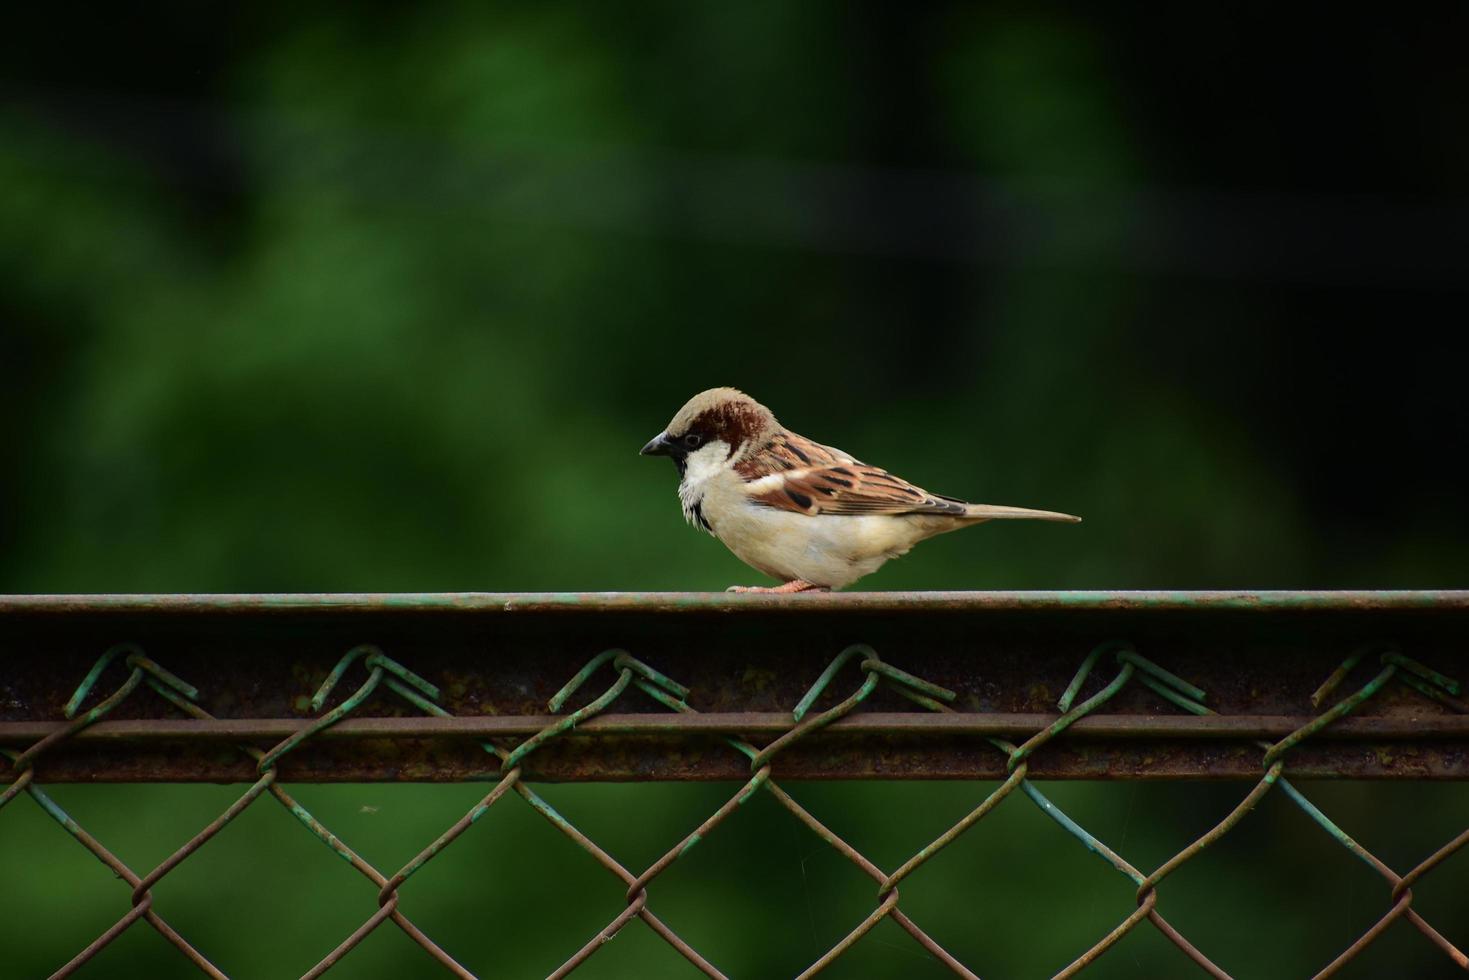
[{"x1": 2, "y1": 592, "x2": 1467, "y2": 977}]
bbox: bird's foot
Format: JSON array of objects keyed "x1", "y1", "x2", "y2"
[{"x1": 726, "y1": 579, "x2": 829, "y2": 594}]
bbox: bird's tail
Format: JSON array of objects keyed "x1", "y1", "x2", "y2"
[{"x1": 961, "y1": 504, "x2": 1082, "y2": 523}]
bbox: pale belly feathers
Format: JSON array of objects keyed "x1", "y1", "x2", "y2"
[{"x1": 678, "y1": 454, "x2": 948, "y2": 589}]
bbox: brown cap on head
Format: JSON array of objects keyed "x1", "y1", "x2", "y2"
[{"x1": 645, "y1": 388, "x2": 779, "y2": 460}]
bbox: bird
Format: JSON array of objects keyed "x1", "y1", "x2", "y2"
[{"x1": 639, "y1": 387, "x2": 1080, "y2": 592}]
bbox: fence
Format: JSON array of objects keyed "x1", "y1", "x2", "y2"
[{"x1": 1, "y1": 591, "x2": 1466, "y2": 977}]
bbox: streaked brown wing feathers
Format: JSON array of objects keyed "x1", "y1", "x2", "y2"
[
  {"x1": 743, "y1": 434, "x2": 970, "y2": 517},
  {"x1": 735, "y1": 431, "x2": 860, "y2": 479}
]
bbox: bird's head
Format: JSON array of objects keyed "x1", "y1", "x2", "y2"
[{"x1": 640, "y1": 387, "x2": 779, "y2": 477}]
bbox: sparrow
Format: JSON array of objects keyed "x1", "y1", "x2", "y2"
[{"x1": 640, "y1": 388, "x2": 1080, "y2": 592}]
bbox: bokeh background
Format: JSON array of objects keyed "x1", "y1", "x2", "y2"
[{"x1": 3, "y1": 4, "x2": 1467, "y2": 977}]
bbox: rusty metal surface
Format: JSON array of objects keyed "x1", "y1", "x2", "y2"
[
  {"x1": 3, "y1": 588, "x2": 1467, "y2": 615},
  {"x1": 3, "y1": 713, "x2": 1468, "y2": 782},
  {"x1": 2, "y1": 590, "x2": 1466, "y2": 781},
  {"x1": 4, "y1": 591, "x2": 1468, "y2": 978},
  {"x1": 7, "y1": 710, "x2": 1469, "y2": 739}
]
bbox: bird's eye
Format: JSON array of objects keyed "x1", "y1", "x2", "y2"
[{"x1": 683, "y1": 433, "x2": 703, "y2": 449}]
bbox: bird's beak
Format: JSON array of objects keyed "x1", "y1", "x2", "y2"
[{"x1": 640, "y1": 431, "x2": 673, "y2": 456}]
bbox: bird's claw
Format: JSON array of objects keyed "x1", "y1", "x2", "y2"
[{"x1": 726, "y1": 580, "x2": 828, "y2": 594}]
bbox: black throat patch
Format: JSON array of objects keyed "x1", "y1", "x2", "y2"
[{"x1": 685, "y1": 497, "x2": 712, "y2": 532}]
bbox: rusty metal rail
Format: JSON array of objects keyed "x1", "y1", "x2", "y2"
[{"x1": 2, "y1": 590, "x2": 1467, "y2": 977}]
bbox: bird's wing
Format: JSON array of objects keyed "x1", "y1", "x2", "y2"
[
  {"x1": 736, "y1": 431, "x2": 970, "y2": 517},
  {"x1": 736, "y1": 430, "x2": 864, "y2": 471}
]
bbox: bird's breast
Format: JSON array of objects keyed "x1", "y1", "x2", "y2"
[{"x1": 692, "y1": 476, "x2": 932, "y2": 587}]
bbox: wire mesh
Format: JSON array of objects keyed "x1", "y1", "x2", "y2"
[{"x1": 2, "y1": 594, "x2": 1468, "y2": 977}]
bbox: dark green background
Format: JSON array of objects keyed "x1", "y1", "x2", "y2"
[{"x1": 2, "y1": 4, "x2": 1466, "y2": 977}]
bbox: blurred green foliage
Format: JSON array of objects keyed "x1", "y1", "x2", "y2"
[{"x1": 2, "y1": 3, "x2": 1466, "y2": 977}]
